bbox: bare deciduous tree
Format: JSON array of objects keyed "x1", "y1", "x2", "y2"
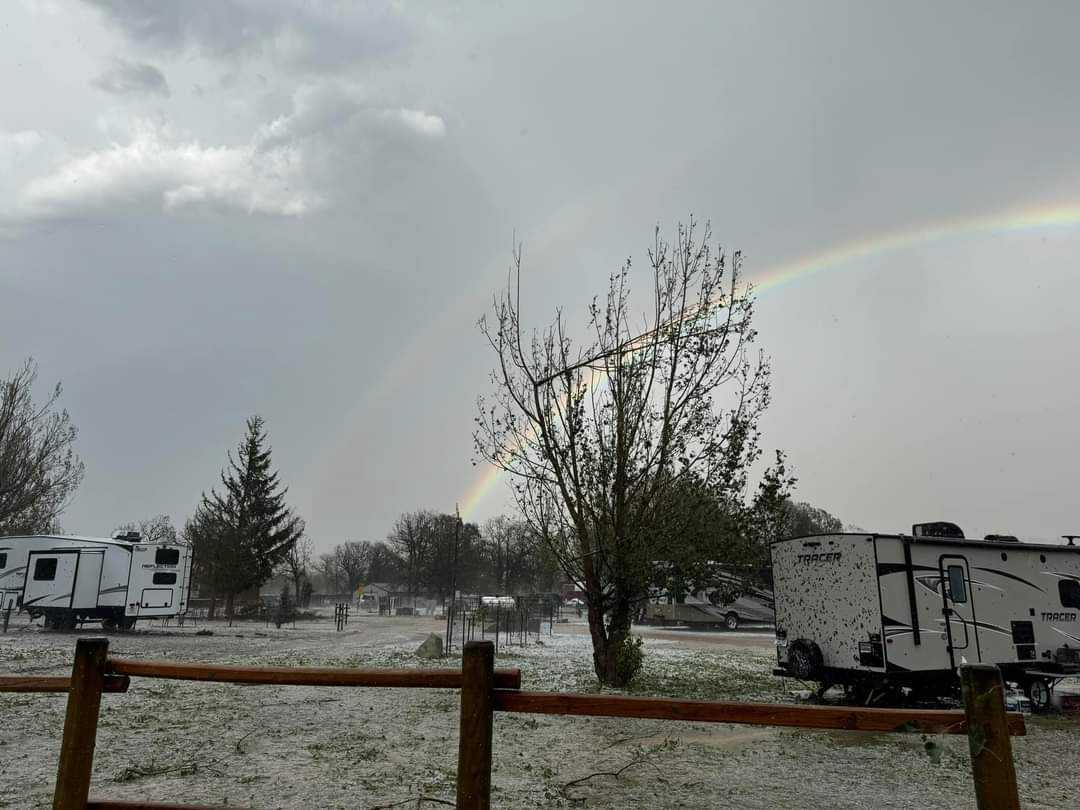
[
  {"x1": 281, "y1": 535, "x2": 313, "y2": 601},
  {"x1": 0, "y1": 359, "x2": 84, "y2": 535},
  {"x1": 475, "y1": 220, "x2": 775, "y2": 686},
  {"x1": 113, "y1": 514, "x2": 178, "y2": 544},
  {"x1": 388, "y1": 511, "x2": 434, "y2": 599},
  {"x1": 482, "y1": 515, "x2": 542, "y2": 595}
]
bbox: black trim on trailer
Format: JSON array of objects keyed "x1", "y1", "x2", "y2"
[
  {"x1": 972, "y1": 567, "x2": 1045, "y2": 592},
  {"x1": 70, "y1": 551, "x2": 82, "y2": 611},
  {"x1": 773, "y1": 532, "x2": 1080, "y2": 554},
  {"x1": 939, "y1": 557, "x2": 959, "y2": 670},
  {"x1": 876, "y1": 561, "x2": 937, "y2": 576},
  {"x1": 871, "y1": 536, "x2": 889, "y2": 671},
  {"x1": 902, "y1": 539, "x2": 922, "y2": 646}
]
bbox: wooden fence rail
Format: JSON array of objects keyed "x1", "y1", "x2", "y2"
[
  {"x1": 0, "y1": 675, "x2": 129, "y2": 694},
  {"x1": 489, "y1": 688, "x2": 1026, "y2": 735},
  {"x1": 0, "y1": 637, "x2": 1024, "y2": 810},
  {"x1": 105, "y1": 658, "x2": 522, "y2": 690}
]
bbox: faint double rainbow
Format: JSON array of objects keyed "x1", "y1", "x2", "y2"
[{"x1": 458, "y1": 199, "x2": 1080, "y2": 519}]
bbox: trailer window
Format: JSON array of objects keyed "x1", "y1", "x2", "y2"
[
  {"x1": 34, "y1": 558, "x2": 57, "y2": 581},
  {"x1": 152, "y1": 572, "x2": 177, "y2": 585},
  {"x1": 1060, "y1": 580, "x2": 1080, "y2": 609},
  {"x1": 946, "y1": 565, "x2": 967, "y2": 603},
  {"x1": 0, "y1": 553, "x2": 6, "y2": 568},
  {"x1": 155, "y1": 548, "x2": 180, "y2": 566}
]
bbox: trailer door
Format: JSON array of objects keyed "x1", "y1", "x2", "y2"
[
  {"x1": 22, "y1": 551, "x2": 78, "y2": 610},
  {"x1": 72, "y1": 550, "x2": 105, "y2": 609},
  {"x1": 939, "y1": 555, "x2": 981, "y2": 666}
]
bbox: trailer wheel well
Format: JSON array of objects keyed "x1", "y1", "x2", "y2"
[{"x1": 788, "y1": 639, "x2": 824, "y2": 679}]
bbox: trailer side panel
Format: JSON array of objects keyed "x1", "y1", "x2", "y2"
[{"x1": 773, "y1": 535, "x2": 881, "y2": 674}]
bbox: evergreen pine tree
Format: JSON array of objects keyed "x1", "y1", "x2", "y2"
[{"x1": 192, "y1": 416, "x2": 304, "y2": 621}]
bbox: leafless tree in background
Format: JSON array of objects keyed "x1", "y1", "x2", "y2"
[
  {"x1": 476, "y1": 220, "x2": 775, "y2": 686},
  {"x1": 388, "y1": 510, "x2": 434, "y2": 599},
  {"x1": 282, "y1": 535, "x2": 313, "y2": 600},
  {"x1": 113, "y1": 514, "x2": 178, "y2": 543},
  {"x1": 0, "y1": 359, "x2": 84, "y2": 535}
]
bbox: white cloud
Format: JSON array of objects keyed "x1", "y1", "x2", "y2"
[
  {"x1": 388, "y1": 108, "x2": 447, "y2": 138},
  {"x1": 19, "y1": 120, "x2": 315, "y2": 218},
  {"x1": 1, "y1": 86, "x2": 447, "y2": 225}
]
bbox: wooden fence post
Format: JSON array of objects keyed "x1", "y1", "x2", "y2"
[
  {"x1": 960, "y1": 664, "x2": 1020, "y2": 810},
  {"x1": 53, "y1": 637, "x2": 109, "y2": 810},
  {"x1": 457, "y1": 641, "x2": 495, "y2": 810}
]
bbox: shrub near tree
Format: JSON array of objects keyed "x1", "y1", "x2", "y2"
[
  {"x1": 275, "y1": 582, "x2": 295, "y2": 628},
  {"x1": 187, "y1": 416, "x2": 304, "y2": 622},
  {"x1": 476, "y1": 220, "x2": 788, "y2": 687}
]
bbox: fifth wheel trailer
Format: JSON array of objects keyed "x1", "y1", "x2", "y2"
[
  {"x1": 0, "y1": 534, "x2": 192, "y2": 630},
  {"x1": 771, "y1": 523, "x2": 1080, "y2": 709},
  {"x1": 641, "y1": 580, "x2": 775, "y2": 630}
]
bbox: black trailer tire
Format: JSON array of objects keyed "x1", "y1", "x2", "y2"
[
  {"x1": 119, "y1": 616, "x2": 137, "y2": 631},
  {"x1": 724, "y1": 612, "x2": 740, "y2": 631},
  {"x1": 789, "y1": 641, "x2": 822, "y2": 680},
  {"x1": 1026, "y1": 678, "x2": 1052, "y2": 711}
]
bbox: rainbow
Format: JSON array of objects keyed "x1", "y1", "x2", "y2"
[{"x1": 458, "y1": 199, "x2": 1080, "y2": 519}]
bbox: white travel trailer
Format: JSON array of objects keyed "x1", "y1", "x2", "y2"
[
  {"x1": 771, "y1": 522, "x2": 1080, "y2": 709},
  {"x1": 0, "y1": 534, "x2": 192, "y2": 631}
]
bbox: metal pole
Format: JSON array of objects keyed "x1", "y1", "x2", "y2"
[{"x1": 960, "y1": 665, "x2": 1020, "y2": 810}]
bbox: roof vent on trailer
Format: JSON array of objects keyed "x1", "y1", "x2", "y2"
[
  {"x1": 985, "y1": 534, "x2": 1020, "y2": 543},
  {"x1": 912, "y1": 522, "x2": 965, "y2": 539},
  {"x1": 112, "y1": 531, "x2": 142, "y2": 543}
]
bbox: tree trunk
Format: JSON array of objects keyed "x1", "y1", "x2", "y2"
[
  {"x1": 207, "y1": 594, "x2": 217, "y2": 620},
  {"x1": 225, "y1": 593, "x2": 235, "y2": 627},
  {"x1": 585, "y1": 586, "x2": 636, "y2": 688}
]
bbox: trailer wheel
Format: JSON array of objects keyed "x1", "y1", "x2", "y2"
[
  {"x1": 788, "y1": 640, "x2": 823, "y2": 680},
  {"x1": 724, "y1": 612, "x2": 740, "y2": 631},
  {"x1": 47, "y1": 612, "x2": 76, "y2": 632},
  {"x1": 1026, "y1": 678, "x2": 1051, "y2": 712},
  {"x1": 119, "y1": 616, "x2": 137, "y2": 631}
]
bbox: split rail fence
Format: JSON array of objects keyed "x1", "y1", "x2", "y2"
[{"x1": 1, "y1": 638, "x2": 1026, "y2": 810}]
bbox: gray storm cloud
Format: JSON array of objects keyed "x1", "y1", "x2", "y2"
[
  {"x1": 90, "y1": 58, "x2": 170, "y2": 98},
  {"x1": 84, "y1": 0, "x2": 412, "y2": 70},
  {"x1": 2, "y1": 1, "x2": 1079, "y2": 548}
]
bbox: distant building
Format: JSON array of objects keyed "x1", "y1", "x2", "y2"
[{"x1": 361, "y1": 582, "x2": 398, "y2": 613}]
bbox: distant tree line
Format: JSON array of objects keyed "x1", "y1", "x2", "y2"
[
  {"x1": 310, "y1": 512, "x2": 561, "y2": 602},
  {"x1": 2, "y1": 348, "x2": 844, "y2": 648}
]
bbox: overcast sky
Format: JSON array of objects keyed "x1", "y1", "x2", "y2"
[{"x1": 3, "y1": 1, "x2": 1079, "y2": 549}]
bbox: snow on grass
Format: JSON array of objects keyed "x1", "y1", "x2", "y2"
[{"x1": 0, "y1": 617, "x2": 1076, "y2": 808}]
